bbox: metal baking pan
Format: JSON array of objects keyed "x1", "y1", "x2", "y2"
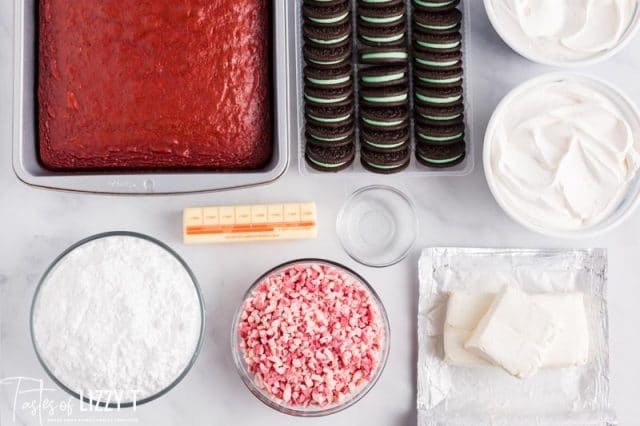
[
  {"x1": 294, "y1": 0, "x2": 474, "y2": 177},
  {"x1": 11, "y1": 0, "x2": 291, "y2": 195}
]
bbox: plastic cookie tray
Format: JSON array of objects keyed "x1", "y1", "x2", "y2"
[{"x1": 294, "y1": 0, "x2": 475, "y2": 177}]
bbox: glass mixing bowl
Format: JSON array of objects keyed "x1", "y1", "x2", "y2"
[
  {"x1": 231, "y1": 259, "x2": 390, "y2": 417},
  {"x1": 30, "y1": 231, "x2": 206, "y2": 408}
]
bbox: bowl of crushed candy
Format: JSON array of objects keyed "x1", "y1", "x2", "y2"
[{"x1": 231, "y1": 259, "x2": 390, "y2": 416}]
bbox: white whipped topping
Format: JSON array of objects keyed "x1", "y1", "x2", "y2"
[
  {"x1": 490, "y1": 0, "x2": 638, "y2": 62},
  {"x1": 489, "y1": 78, "x2": 640, "y2": 232}
]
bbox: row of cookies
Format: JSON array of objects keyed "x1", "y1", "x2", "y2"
[
  {"x1": 357, "y1": 0, "x2": 412, "y2": 173},
  {"x1": 301, "y1": 0, "x2": 467, "y2": 172},
  {"x1": 302, "y1": 0, "x2": 357, "y2": 171},
  {"x1": 411, "y1": 0, "x2": 466, "y2": 168}
]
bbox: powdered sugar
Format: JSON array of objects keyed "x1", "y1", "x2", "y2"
[{"x1": 32, "y1": 234, "x2": 202, "y2": 403}]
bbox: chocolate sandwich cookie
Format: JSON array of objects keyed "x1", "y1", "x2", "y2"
[
  {"x1": 361, "y1": 146, "x2": 411, "y2": 174},
  {"x1": 358, "y1": 21, "x2": 407, "y2": 47},
  {"x1": 306, "y1": 143, "x2": 355, "y2": 172},
  {"x1": 361, "y1": 105, "x2": 409, "y2": 130},
  {"x1": 360, "y1": 126, "x2": 410, "y2": 152},
  {"x1": 415, "y1": 103, "x2": 464, "y2": 126},
  {"x1": 416, "y1": 141, "x2": 465, "y2": 168},
  {"x1": 414, "y1": 31, "x2": 462, "y2": 53},
  {"x1": 303, "y1": 2, "x2": 351, "y2": 26},
  {"x1": 303, "y1": 20, "x2": 352, "y2": 47},
  {"x1": 304, "y1": 64, "x2": 353, "y2": 88},
  {"x1": 414, "y1": 9, "x2": 462, "y2": 33},
  {"x1": 361, "y1": 85, "x2": 409, "y2": 107},
  {"x1": 359, "y1": 65, "x2": 408, "y2": 87},
  {"x1": 306, "y1": 120, "x2": 355, "y2": 146},
  {"x1": 360, "y1": 47, "x2": 409, "y2": 64},
  {"x1": 304, "y1": 83, "x2": 353, "y2": 106},
  {"x1": 358, "y1": 2, "x2": 407, "y2": 27},
  {"x1": 413, "y1": 0, "x2": 461, "y2": 12},
  {"x1": 415, "y1": 122, "x2": 465, "y2": 144},
  {"x1": 304, "y1": 44, "x2": 352, "y2": 68},
  {"x1": 414, "y1": 67, "x2": 463, "y2": 88},
  {"x1": 305, "y1": 100, "x2": 355, "y2": 127},
  {"x1": 414, "y1": 85, "x2": 462, "y2": 106},
  {"x1": 414, "y1": 50, "x2": 462, "y2": 70}
]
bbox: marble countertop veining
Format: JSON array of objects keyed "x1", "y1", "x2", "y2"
[{"x1": 1, "y1": 1, "x2": 640, "y2": 425}]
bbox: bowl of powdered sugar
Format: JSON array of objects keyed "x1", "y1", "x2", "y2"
[{"x1": 30, "y1": 232, "x2": 205, "y2": 407}]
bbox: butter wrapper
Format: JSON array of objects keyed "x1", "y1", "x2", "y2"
[{"x1": 417, "y1": 248, "x2": 613, "y2": 425}]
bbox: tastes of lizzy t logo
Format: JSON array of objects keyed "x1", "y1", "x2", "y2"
[{"x1": 0, "y1": 377, "x2": 140, "y2": 424}]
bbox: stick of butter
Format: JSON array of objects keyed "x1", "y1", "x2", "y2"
[
  {"x1": 464, "y1": 287, "x2": 559, "y2": 379},
  {"x1": 183, "y1": 203, "x2": 317, "y2": 244},
  {"x1": 444, "y1": 290, "x2": 589, "y2": 372}
]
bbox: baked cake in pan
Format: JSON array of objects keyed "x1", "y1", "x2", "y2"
[{"x1": 38, "y1": 0, "x2": 272, "y2": 170}]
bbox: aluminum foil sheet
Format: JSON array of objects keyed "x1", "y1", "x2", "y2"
[{"x1": 417, "y1": 248, "x2": 613, "y2": 425}]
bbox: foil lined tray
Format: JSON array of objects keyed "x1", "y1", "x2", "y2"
[
  {"x1": 417, "y1": 247, "x2": 613, "y2": 425},
  {"x1": 294, "y1": 0, "x2": 475, "y2": 176},
  {"x1": 11, "y1": 0, "x2": 292, "y2": 194}
]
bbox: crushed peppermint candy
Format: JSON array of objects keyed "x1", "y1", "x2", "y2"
[{"x1": 238, "y1": 262, "x2": 384, "y2": 408}]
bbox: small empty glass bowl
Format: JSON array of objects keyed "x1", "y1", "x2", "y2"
[
  {"x1": 337, "y1": 185, "x2": 418, "y2": 267},
  {"x1": 231, "y1": 259, "x2": 390, "y2": 417}
]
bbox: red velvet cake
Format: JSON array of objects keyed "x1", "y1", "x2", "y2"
[{"x1": 38, "y1": 0, "x2": 272, "y2": 171}]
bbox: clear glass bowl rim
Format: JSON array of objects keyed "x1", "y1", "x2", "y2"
[
  {"x1": 230, "y1": 258, "x2": 391, "y2": 417},
  {"x1": 29, "y1": 231, "x2": 207, "y2": 409}
]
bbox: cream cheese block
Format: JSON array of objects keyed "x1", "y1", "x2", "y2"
[
  {"x1": 464, "y1": 287, "x2": 559, "y2": 379},
  {"x1": 444, "y1": 290, "x2": 589, "y2": 370}
]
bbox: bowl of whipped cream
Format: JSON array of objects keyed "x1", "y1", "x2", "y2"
[
  {"x1": 484, "y1": 0, "x2": 640, "y2": 66},
  {"x1": 484, "y1": 72, "x2": 640, "y2": 238}
]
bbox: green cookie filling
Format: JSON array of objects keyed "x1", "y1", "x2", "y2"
[
  {"x1": 363, "y1": 140, "x2": 406, "y2": 149},
  {"x1": 362, "y1": 72, "x2": 405, "y2": 84},
  {"x1": 362, "y1": 33, "x2": 405, "y2": 44},
  {"x1": 305, "y1": 94, "x2": 349, "y2": 104},
  {"x1": 308, "y1": 58, "x2": 346, "y2": 66},
  {"x1": 309, "y1": 34, "x2": 350, "y2": 45},
  {"x1": 416, "y1": 22, "x2": 458, "y2": 31},
  {"x1": 420, "y1": 113, "x2": 462, "y2": 121},
  {"x1": 309, "y1": 12, "x2": 349, "y2": 25},
  {"x1": 361, "y1": 14, "x2": 404, "y2": 25},
  {"x1": 417, "y1": 132, "x2": 463, "y2": 142},
  {"x1": 307, "y1": 113, "x2": 352, "y2": 123},
  {"x1": 309, "y1": 134, "x2": 349, "y2": 143},
  {"x1": 363, "y1": 93, "x2": 408, "y2": 103},
  {"x1": 307, "y1": 75, "x2": 351, "y2": 86},
  {"x1": 415, "y1": 93, "x2": 462, "y2": 104},
  {"x1": 418, "y1": 152, "x2": 463, "y2": 164},
  {"x1": 362, "y1": 51, "x2": 408, "y2": 60},
  {"x1": 308, "y1": 156, "x2": 350, "y2": 169},
  {"x1": 415, "y1": 0, "x2": 455, "y2": 7},
  {"x1": 364, "y1": 161, "x2": 403, "y2": 170},
  {"x1": 415, "y1": 57, "x2": 459, "y2": 67},
  {"x1": 362, "y1": 117, "x2": 404, "y2": 127},
  {"x1": 418, "y1": 76, "x2": 462, "y2": 84},
  {"x1": 416, "y1": 40, "x2": 461, "y2": 49}
]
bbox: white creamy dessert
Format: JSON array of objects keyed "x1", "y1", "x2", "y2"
[
  {"x1": 488, "y1": 0, "x2": 638, "y2": 63},
  {"x1": 488, "y1": 77, "x2": 640, "y2": 232}
]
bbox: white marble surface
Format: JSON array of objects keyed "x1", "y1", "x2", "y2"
[{"x1": 2, "y1": 1, "x2": 640, "y2": 425}]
